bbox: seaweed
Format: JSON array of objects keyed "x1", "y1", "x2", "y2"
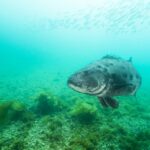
[
  {"x1": 67, "y1": 115, "x2": 116, "y2": 150},
  {"x1": 68, "y1": 129, "x2": 100, "y2": 150},
  {"x1": 0, "y1": 92, "x2": 150, "y2": 150},
  {"x1": 9, "y1": 139, "x2": 25, "y2": 150},
  {"x1": 70, "y1": 101, "x2": 98, "y2": 124},
  {"x1": 118, "y1": 130, "x2": 150, "y2": 150},
  {"x1": 0, "y1": 100, "x2": 34, "y2": 126},
  {"x1": 0, "y1": 101, "x2": 12, "y2": 124},
  {"x1": 34, "y1": 93, "x2": 65, "y2": 116}
]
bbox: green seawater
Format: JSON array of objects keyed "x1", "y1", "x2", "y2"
[{"x1": 0, "y1": 0, "x2": 150, "y2": 150}]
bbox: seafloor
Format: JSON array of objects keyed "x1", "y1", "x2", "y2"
[{"x1": 0, "y1": 67, "x2": 150, "y2": 150}]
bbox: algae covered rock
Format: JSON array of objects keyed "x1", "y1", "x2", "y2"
[
  {"x1": 70, "y1": 101, "x2": 98, "y2": 124},
  {"x1": 11, "y1": 101, "x2": 26, "y2": 112},
  {"x1": 34, "y1": 93, "x2": 64, "y2": 116},
  {"x1": 9, "y1": 101, "x2": 27, "y2": 121},
  {"x1": 0, "y1": 101, "x2": 12, "y2": 124},
  {"x1": 0, "y1": 100, "x2": 33, "y2": 125}
]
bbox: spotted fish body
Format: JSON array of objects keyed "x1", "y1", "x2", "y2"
[{"x1": 67, "y1": 55, "x2": 141, "y2": 108}]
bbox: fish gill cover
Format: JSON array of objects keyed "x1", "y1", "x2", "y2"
[{"x1": 0, "y1": 0, "x2": 150, "y2": 150}]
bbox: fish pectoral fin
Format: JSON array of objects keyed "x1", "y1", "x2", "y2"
[
  {"x1": 98, "y1": 97, "x2": 119, "y2": 108},
  {"x1": 104, "y1": 97, "x2": 119, "y2": 108},
  {"x1": 98, "y1": 97, "x2": 109, "y2": 108},
  {"x1": 106, "y1": 97, "x2": 119, "y2": 108}
]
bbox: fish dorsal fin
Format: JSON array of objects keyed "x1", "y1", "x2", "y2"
[
  {"x1": 128, "y1": 57, "x2": 132, "y2": 62},
  {"x1": 102, "y1": 55, "x2": 121, "y2": 60}
]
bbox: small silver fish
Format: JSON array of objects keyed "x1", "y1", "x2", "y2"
[{"x1": 67, "y1": 55, "x2": 141, "y2": 108}]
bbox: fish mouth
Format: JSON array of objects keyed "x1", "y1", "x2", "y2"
[
  {"x1": 68, "y1": 81, "x2": 107, "y2": 95},
  {"x1": 86, "y1": 83, "x2": 107, "y2": 96},
  {"x1": 67, "y1": 78, "x2": 82, "y2": 92},
  {"x1": 67, "y1": 72, "x2": 109, "y2": 95},
  {"x1": 88, "y1": 77, "x2": 109, "y2": 96},
  {"x1": 68, "y1": 83, "x2": 87, "y2": 93},
  {"x1": 67, "y1": 77, "x2": 79, "y2": 88},
  {"x1": 95, "y1": 84, "x2": 108, "y2": 96},
  {"x1": 67, "y1": 77, "x2": 90, "y2": 94},
  {"x1": 96, "y1": 80, "x2": 110, "y2": 96}
]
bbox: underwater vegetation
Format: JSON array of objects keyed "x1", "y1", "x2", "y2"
[
  {"x1": 67, "y1": 127, "x2": 101, "y2": 150},
  {"x1": 0, "y1": 92, "x2": 150, "y2": 150},
  {"x1": 33, "y1": 92, "x2": 65, "y2": 116},
  {"x1": 117, "y1": 129, "x2": 150, "y2": 150},
  {"x1": 0, "y1": 100, "x2": 33, "y2": 126},
  {"x1": 70, "y1": 101, "x2": 98, "y2": 124}
]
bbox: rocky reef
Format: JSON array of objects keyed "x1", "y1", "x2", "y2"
[{"x1": 0, "y1": 92, "x2": 150, "y2": 150}]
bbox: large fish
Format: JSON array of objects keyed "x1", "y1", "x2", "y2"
[{"x1": 67, "y1": 55, "x2": 141, "y2": 108}]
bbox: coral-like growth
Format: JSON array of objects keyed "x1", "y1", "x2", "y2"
[
  {"x1": 70, "y1": 101, "x2": 98, "y2": 124},
  {"x1": 34, "y1": 93, "x2": 64, "y2": 116}
]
